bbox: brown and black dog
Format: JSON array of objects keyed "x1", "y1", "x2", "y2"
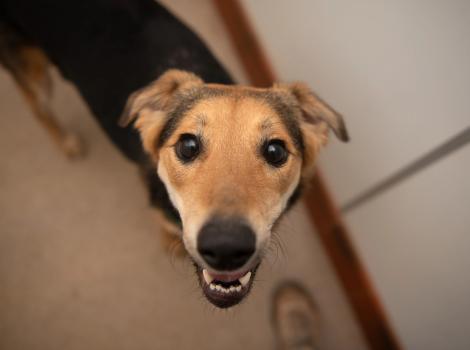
[{"x1": 0, "y1": 0, "x2": 348, "y2": 308}]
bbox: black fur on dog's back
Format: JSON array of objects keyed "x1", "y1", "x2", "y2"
[
  {"x1": 1, "y1": 0, "x2": 233, "y2": 161},
  {"x1": 0, "y1": 0, "x2": 233, "y2": 222}
]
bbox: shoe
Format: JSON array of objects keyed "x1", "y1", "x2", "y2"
[{"x1": 271, "y1": 280, "x2": 321, "y2": 350}]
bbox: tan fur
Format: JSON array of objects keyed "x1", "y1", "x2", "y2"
[
  {"x1": 0, "y1": 36, "x2": 84, "y2": 159},
  {"x1": 134, "y1": 109, "x2": 167, "y2": 159},
  {"x1": 159, "y1": 96, "x2": 301, "y2": 223},
  {"x1": 152, "y1": 210, "x2": 187, "y2": 258},
  {"x1": 275, "y1": 82, "x2": 349, "y2": 142},
  {"x1": 119, "y1": 69, "x2": 203, "y2": 127}
]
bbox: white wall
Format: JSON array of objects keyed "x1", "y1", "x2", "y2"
[{"x1": 241, "y1": 0, "x2": 470, "y2": 349}]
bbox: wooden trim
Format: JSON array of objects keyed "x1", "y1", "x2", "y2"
[
  {"x1": 213, "y1": 1, "x2": 402, "y2": 349},
  {"x1": 212, "y1": 0, "x2": 275, "y2": 87},
  {"x1": 304, "y1": 171, "x2": 401, "y2": 350}
]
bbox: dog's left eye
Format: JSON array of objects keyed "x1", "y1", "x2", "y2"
[
  {"x1": 262, "y1": 139, "x2": 289, "y2": 167},
  {"x1": 175, "y1": 134, "x2": 200, "y2": 162}
]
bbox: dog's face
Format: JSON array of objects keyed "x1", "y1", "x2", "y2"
[{"x1": 120, "y1": 70, "x2": 348, "y2": 308}]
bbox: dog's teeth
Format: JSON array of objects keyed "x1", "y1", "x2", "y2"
[
  {"x1": 229, "y1": 286, "x2": 236, "y2": 293},
  {"x1": 236, "y1": 285, "x2": 242, "y2": 292},
  {"x1": 202, "y1": 269, "x2": 214, "y2": 284},
  {"x1": 209, "y1": 283, "x2": 216, "y2": 290},
  {"x1": 238, "y1": 271, "x2": 252, "y2": 286},
  {"x1": 215, "y1": 285, "x2": 222, "y2": 291}
]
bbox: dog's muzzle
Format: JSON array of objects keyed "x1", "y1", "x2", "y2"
[{"x1": 195, "y1": 216, "x2": 259, "y2": 308}]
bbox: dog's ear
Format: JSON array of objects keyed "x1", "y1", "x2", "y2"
[
  {"x1": 276, "y1": 82, "x2": 349, "y2": 174},
  {"x1": 119, "y1": 69, "x2": 203, "y2": 127},
  {"x1": 278, "y1": 82, "x2": 349, "y2": 142},
  {"x1": 119, "y1": 69, "x2": 203, "y2": 155}
]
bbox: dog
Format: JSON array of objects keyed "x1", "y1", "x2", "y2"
[{"x1": 0, "y1": 0, "x2": 348, "y2": 308}]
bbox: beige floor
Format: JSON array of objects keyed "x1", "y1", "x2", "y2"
[{"x1": 0, "y1": 1, "x2": 367, "y2": 349}]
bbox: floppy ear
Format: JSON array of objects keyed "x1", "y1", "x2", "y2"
[
  {"x1": 281, "y1": 82, "x2": 349, "y2": 142},
  {"x1": 276, "y1": 82, "x2": 349, "y2": 175},
  {"x1": 119, "y1": 69, "x2": 203, "y2": 155}
]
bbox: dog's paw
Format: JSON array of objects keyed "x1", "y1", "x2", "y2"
[{"x1": 62, "y1": 133, "x2": 86, "y2": 160}]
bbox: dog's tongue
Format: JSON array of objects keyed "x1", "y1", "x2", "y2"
[{"x1": 210, "y1": 271, "x2": 247, "y2": 282}]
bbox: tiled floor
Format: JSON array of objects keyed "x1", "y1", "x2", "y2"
[{"x1": 0, "y1": 1, "x2": 366, "y2": 349}]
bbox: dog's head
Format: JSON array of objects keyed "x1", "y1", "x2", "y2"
[{"x1": 120, "y1": 70, "x2": 348, "y2": 308}]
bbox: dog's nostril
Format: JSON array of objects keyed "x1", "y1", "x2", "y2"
[
  {"x1": 201, "y1": 250, "x2": 216, "y2": 258},
  {"x1": 233, "y1": 250, "x2": 252, "y2": 261},
  {"x1": 199, "y1": 250, "x2": 217, "y2": 263},
  {"x1": 199, "y1": 251, "x2": 218, "y2": 267},
  {"x1": 197, "y1": 217, "x2": 256, "y2": 271}
]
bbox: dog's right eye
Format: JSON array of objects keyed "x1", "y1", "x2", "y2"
[
  {"x1": 262, "y1": 139, "x2": 289, "y2": 167},
  {"x1": 175, "y1": 134, "x2": 200, "y2": 163}
]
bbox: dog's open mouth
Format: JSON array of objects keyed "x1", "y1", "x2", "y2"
[{"x1": 196, "y1": 265, "x2": 259, "y2": 308}]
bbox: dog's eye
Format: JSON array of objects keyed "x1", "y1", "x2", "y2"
[
  {"x1": 175, "y1": 134, "x2": 200, "y2": 162},
  {"x1": 263, "y1": 139, "x2": 288, "y2": 167}
]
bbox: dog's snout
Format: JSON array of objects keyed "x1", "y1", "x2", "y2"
[{"x1": 197, "y1": 217, "x2": 256, "y2": 271}]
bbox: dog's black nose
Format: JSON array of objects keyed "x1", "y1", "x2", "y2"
[{"x1": 197, "y1": 217, "x2": 256, "y2": 271}]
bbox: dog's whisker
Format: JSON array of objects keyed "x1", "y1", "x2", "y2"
[
  {"x1": 273, "y1": 230, "x2": 288, "y2": 259},
  {"x1": 271, "y1": 231, "x2": 287, "y2": 260},
  {"x1": 167, "y1": 239, "x2": 187, "y2": 270}
]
